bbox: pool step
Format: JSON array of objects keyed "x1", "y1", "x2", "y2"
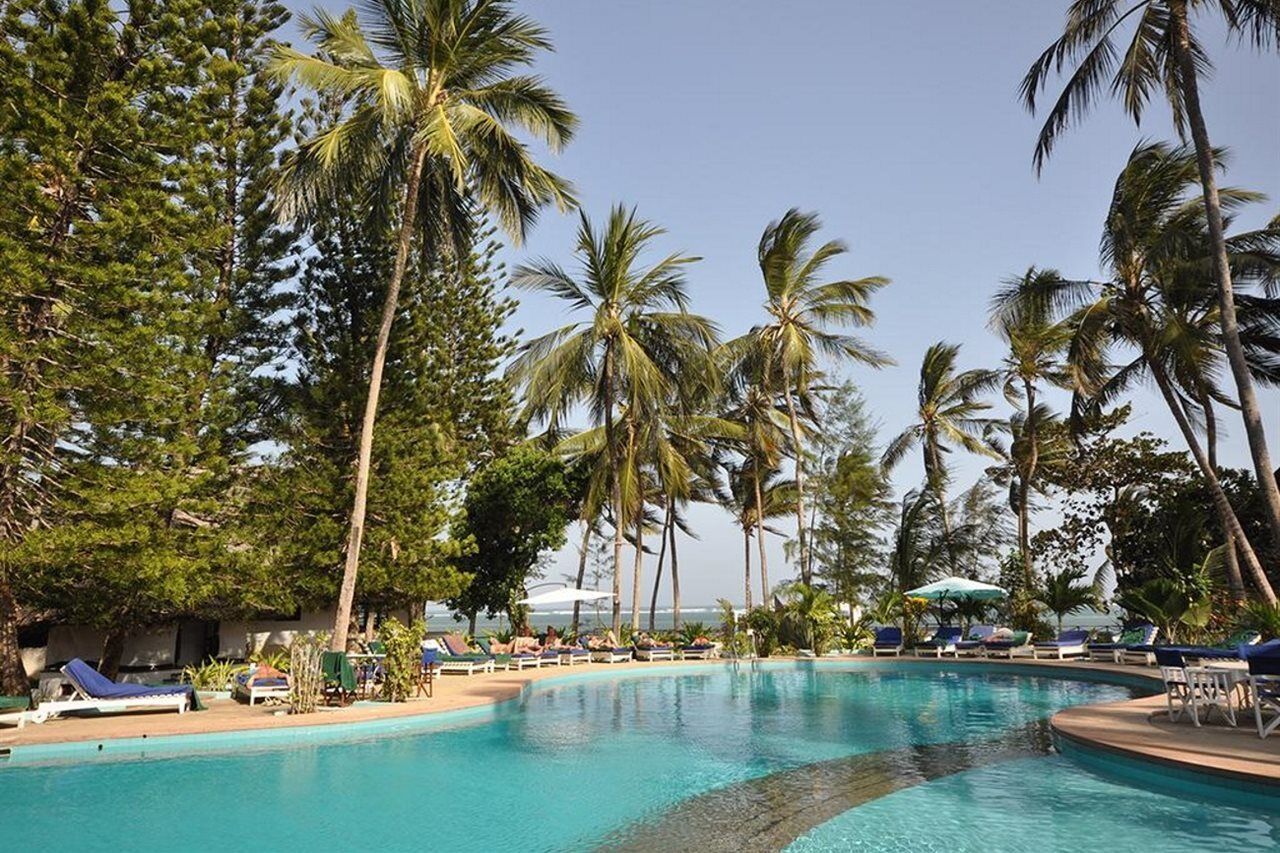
[{"x1": 596, "y1": 721, "x2": 1054, "y2": 852}]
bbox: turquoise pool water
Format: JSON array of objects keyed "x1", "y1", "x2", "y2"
[
  {"x1": 0, "y1": 663, "x2": 1274, "y2": 851},
  {"x1": 788, "y1": 756, "x2": 1280, "y2": 852}
]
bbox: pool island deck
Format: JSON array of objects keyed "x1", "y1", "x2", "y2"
[{"x1": 3, "y1": 656, "x2": 1277, "y2": 787}]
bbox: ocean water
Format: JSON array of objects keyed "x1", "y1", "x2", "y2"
[{"x1": 1, "y1": 662, "x2": 1269, "y2": 851}]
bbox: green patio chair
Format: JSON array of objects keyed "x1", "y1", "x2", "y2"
[{"x1": 321, "y1": 651, "x2": 357, "y2": 706}]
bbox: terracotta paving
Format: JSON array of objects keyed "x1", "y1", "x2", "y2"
[{"x1": 3, "y1": 655, "x2": 1278, "y2": 787}]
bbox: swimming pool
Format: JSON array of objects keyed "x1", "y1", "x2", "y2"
[{"x1": 0, "y1": 662, "x2": 1275, "y2": 851}]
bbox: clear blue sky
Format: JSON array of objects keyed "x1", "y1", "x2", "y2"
[{"x1": 293, "y1": 2, "x2": 1279, "y2": 608}]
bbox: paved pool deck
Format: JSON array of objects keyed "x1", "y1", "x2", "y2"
[{"x1": 3, "y1": 655, "x2": 1277, "y2": 785}]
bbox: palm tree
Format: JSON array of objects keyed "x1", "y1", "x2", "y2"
[
  {"x1": 989, "y1": 269, "x2": 1072, "y2": 588},
  {"x1": 732, "y1": 209, "x2": 889, "y2": 583},
  {"x1": 986, "y1": 403, "x2": 1071, "y2": 588},
  {"x1": 720, "y1": 354, "x2": 793, "y2": 602},
  {"x1": 1007, "y1": 143, "x2": 1279, "y2": 603},
  {"x1": 882, "y1": 343, "x2": 1003, "y2": 564},
  {"x1": 722, "y1": 460, "x2": 796, "y2": 608},
  {"x1": 1023, "y1": 0, "x2": 1280, "y2": 559},
  {"x1": 271, "y1": 0, "x2": 576, "y2": 650},
  {"x1": 509, "y1": 206, "x2": 716, "y2": 636},
  {"x1": 1037, "y1": 567, "x2": 1101, "y2": 633}
]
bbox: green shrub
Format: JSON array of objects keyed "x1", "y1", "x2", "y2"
[
  {"x1": 288, "y1": 633, "x2": 327, "y2": 714},
  {"x1": 380, "y1": 618, "x2": 427, "y2": 702},
  {"x1": 745, "y1": 607, "x2": 780, "y2": 656},
  {"x1": 679, "y1": 622, "x2": 708, "y2": 645},
  {"x1": 182, "y1": 658, "x2": 246, "y2": 691},
  {"x1": 250, "y1": 646, "x2": 291, "y2": 673}
]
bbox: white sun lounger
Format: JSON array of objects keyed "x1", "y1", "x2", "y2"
[
  {"x1": 633, "y1": 646, "x2": 675, "y2": 661},
  {"x1": 234, "y1": 675, "x2": 290, "y2": 706},
  {"x1": 38, "y1": 694, "x2": 189, "y2": 718},
  {"x1": 591, "y1": 648, "x2": 632, "y2": 663},
  {"x1": 0, "y1": 707, "x2": 48, "y2": 729}
]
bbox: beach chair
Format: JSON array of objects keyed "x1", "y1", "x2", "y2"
[
  {"x1": 1186, "y1": 666, "x2": 1237, "y2": 727},
  {"x1": 1086, "y1": 624, "x2": 1157, "y2": 663},
  {"x1": 34, "y1": 659, "x2": 197, "y2": 720},
  {"x1": 557, "y1": 640, "x2": 592, "y2": 666},
  {"x1": 234, "y1": 666, "x2": 290, "y2": 706},
  {"x1": 913, "y1": 626, "x2": 963, "y2": 658},
  {"x1": 678, "y1": 643, "x2": 717, "y2": 660},
  {"x1": 590, "y1": 645, "x2": 632, "y2": 663},
  {"x1": 1155, "y1": 647, "x2": 1194, "y2": 724},
  {"x1": 1032, "y1": 629, "x2": 1091, "y2": 660},
  {"x1": 871, "y1": 627, "x2": 904, "y2": 657},
  {"x1": 1169, "y1": 631, "x2": 1266, "y2": 663},
  {"x1": 321, "y1": 651, "x2": 358, "y2": 706},
  {"x1": 417, "y1": 649, "x2": 437, "y2": 698},
  {"x1": 953, "y1": 625, "x2": 996, "y2": 657},
  {"x1": 982, "y1": 631, "x2": 1034, "y2": 658},
  {"x1": 1248, "y1": 649, "x2": 1280, "y2": 739},
  {"x1": 0, "y1": 695, "x2": 45, "y2": 729},
  {"x1": 633, "y1": 643, "x2": 675, "y2": 661},
  {"x1": 436, "y1": 635, "x2": 500, "y2": 674}
]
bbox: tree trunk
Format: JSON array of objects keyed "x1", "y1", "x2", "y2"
[
  {"x1": 0, "y1": 576, "x2": 28, "y2": 694},
  {"x1": 330, "y1": 144, "x2": 428, "y2": 652},
  {"x1": 630, "y1": 510, "x2": 644, "y2": 632},
  {"x1": 468, "y1": 612, "x2": 477, "y2": 636},
  {"x1": 1151, "y1": 363, "x2": 1276, "y2": 603},
  {"x1": 99, "y1": 628, "x2": 127, "y2": 680},
  {"x1": 1203, "y1": 393, "x2": 1246, "y2": 602},
  {"x1": 1172, "y1": 6, "x2": 1280, "y2": 568},
  {"x1": 926, "y1": 436, "x2": 956, "y2": 570},
  {"x1": 670, "y1": 514, "x2": 682, "y2": 630},
  {"x1": 604, "y1": 350, "x2": 624, "y2": 638},
  {"x1": 571, "y1": 522, "x2": 591, "y2": 636},
  {"x1": 744, "y1": 527, "x2": 753, "y2": 610},
  {"x1": 753, "y1": 464, "x2": 770, "y2": 602},
  {"x1": 1019, "y1": 379, "x2": 1039, "y2": 589},
  {"x1": 649, "y1": 498, "x2": 672, "y2": 631},
  {"x1": 782, "y1": 387, "x2": 810, "y2": 584}
]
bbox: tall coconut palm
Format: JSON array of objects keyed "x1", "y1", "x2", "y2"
[
  {"x1": 509, "y1": 206, "x2": 716, "y2": 636},
  {"x1": 882, "y1": 343, "x2": 1003, "y2": 565},
  {"x1": 719, "y1": 352, "x2": 793, "y2": 602},
  {"x1": 722, "y1": 459, "x2": 796, "y2": 608},
  {"x1": 1006, "y1": 142, "x2": 1279, "y2": 602},
  {"x1": 1023, "y1": 0, "x2": 1280, "y2": 558},
  {"x1": 986, "y1": 403, "x2": 1073, "y2": 588},
  {"x1": 732, "y1": 209, "x2": 889, "y2": 584},
  {"x1": 646, "y1": 410, "x2": 731, "y2": 631},
  {"x1": 271, "y1": 0, "x2": 576, "y2": 650},
  {"x1": 989, "y1": 268, "x2": 1073, "y2": 587}
]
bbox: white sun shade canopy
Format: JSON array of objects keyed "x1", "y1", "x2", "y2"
[{"x1": 516, "y1": 587, "x2": 615, "y2": 606}]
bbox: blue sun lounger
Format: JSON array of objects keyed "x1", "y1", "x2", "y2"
[
  {"x1": 954, "y1": 625, "x2": 996, "y2": 657},
  {"x1": 1032, "y1": 629, "x2": 1091, "y2": 660},
  {"x1": 37, "y1": 658, "x2": 200, "y2": 719},
  {"x1": 913, "y1": 626, "x2": 963, "y2": 658},
  {"x1": 871, "y1": 627, "x2": 903, "y2": 657},
  {"x1": 1086, "y1": 624, "x2": 1158, "y2": 663}
]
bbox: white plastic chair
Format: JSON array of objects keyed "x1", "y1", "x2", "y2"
[{"x1": 1185, "y1": 667, "x2": 1237, "y2": 727}]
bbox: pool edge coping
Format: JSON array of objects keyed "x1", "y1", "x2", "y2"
[{"x1": 7, "y1": 656, "x2": 1274, "y2": 790}]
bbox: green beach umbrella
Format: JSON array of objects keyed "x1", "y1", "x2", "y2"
[
  {"x1": 905, "y1": 577, "x2": 1007, "y2": 601},
  {"x1": 906, "y1": 577, "x2": 1006, "y2": 626}
]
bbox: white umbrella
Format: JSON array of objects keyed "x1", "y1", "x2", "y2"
[
  {"x1": 905, "y1": 577, "x2": 1007, "y2": 601},
  {"x1": 517, "y1": 587, "x2": 615, "y2": 606}
]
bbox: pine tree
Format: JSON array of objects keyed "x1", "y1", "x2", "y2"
[
  {"x1": 1, "y1": 0, "x2": 298, "y2": 679},
  {"x1": 260, "y1": 188, "x2": 516, "y2": 624}
]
